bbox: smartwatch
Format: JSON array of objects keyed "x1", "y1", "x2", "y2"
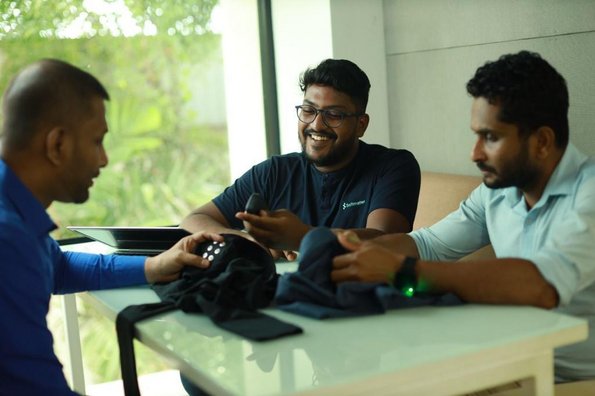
[{"x1": 392, "y1": 256, "x2": 418, "y2": 297}]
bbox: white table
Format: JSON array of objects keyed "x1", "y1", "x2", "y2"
[
  {"x1": 62, "y1": 242, "x2": 588, "y2": 396},
  {"x1": 82, "y1": 277, "x2": 586, "y2": 395}
]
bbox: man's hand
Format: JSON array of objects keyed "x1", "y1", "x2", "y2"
[
  {"x1": 235, "y1": 209, "x2": 310, "y2": 252},
  {"x1": 331, "y1": 231, "x2": 403, "y2": 284},
  {"x1": 268, "y1": 248, "x2": 298, "y2": 261},
  {"x1": 144, "y1": 231, "x2": 224, "y2": 284}
]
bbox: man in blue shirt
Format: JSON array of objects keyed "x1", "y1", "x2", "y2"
[
  {"x1": 331, "y1": 51, "x2": 595, "y2": 382},
  {"x1": 181, "y1": 59, "x2": 421, "y2": 260},
  {"x1": 0, "y1": 59, "x2": 222, "y2": 395}
]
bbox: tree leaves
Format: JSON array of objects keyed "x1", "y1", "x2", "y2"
[{"x1": 1, "y1": 1, "x2": 229, "y2": 238}]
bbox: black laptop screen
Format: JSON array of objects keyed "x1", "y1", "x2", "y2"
[{"x1": 66, "y1": 226, "x2": 191, "y2": 251}]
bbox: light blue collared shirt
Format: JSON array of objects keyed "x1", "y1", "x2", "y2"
[{"x1": 410, "y1": 143, "x2": 595, "y2": 382}]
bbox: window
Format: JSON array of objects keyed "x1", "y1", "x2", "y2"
[
  {"x1": 0, "y1": 0, "x2": 231, "y2": 385},
  {"x1": 0, "y1": 0, "x2": 229, "y2": 238}
]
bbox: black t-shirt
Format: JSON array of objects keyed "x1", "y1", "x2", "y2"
[{"x1": 213, "y1": 141, "x2": 421, "y2": 230}]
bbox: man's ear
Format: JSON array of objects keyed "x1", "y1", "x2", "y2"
[
  {"x1": 45, "y1": 127, "x2": 68, "y2": 165},
  {"x1": 533, "y1": 126, "x2": 556, "y2": 159},
  {"x1": 357, "y1": 114, "x2": 370, "y2": 138}
]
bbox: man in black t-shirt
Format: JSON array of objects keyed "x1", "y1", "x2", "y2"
[{"x1": 181, "y1": 59, "x2": 420, "y2": 260}]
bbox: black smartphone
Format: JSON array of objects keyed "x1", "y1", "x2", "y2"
[{"x1": 245, "y1": 193, "x2": 269, "y2": 214}]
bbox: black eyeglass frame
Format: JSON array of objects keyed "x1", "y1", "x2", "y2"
[{"x1": 294, "y1": 105, "x2": 364, "y2": 128}]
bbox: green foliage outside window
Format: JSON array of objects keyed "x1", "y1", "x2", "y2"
[
  {"x1": 1, "y1": 0, "x2": 231, "y2": 386},
  {"x1": 1, "y1": 0, "x2": 229, "y2": 236}
]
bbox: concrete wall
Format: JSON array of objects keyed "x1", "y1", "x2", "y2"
[{"x1": 383, "y1": 0, "x2": 595, "y2": 175}]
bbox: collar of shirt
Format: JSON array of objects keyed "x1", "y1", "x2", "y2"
[
  {"x1": 0, "y1": 159, "x2": 56, "y2": 236},
  {"x1": 501, "y1": 143, "x2": 587, "y2": 211}
]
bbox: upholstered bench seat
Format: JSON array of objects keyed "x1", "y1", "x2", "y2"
[{"x1": 414, "y1": 171, "x2": 494, "y2": 260}]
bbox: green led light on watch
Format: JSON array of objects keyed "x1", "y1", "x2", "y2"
[{"x1": 392, "y1": 256, "x2": 418, "y2": 298}]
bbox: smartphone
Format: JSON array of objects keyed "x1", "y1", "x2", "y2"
[{"x1": 245, "y1": 193, "x2": 269, "y2": 214}]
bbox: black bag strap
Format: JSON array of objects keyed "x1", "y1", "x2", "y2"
[
  {"x1": 116, "y1": 302, "x2": 176, "y2": 396},
  {"x1": 116, "y1": 298, "x2": 302, "y2": 396}
]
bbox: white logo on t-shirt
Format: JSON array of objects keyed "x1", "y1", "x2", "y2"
[{"x1": 342, "y1": 200, "x2": 366, "y2": 210}]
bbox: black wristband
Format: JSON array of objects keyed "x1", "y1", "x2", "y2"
[{"x1": 393, "y1": 256, "x2": 418, "y2": 297}]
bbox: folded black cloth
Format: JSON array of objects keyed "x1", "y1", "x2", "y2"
[
  {"x1": 275, "y1": 227, "x2": 462, "y2": 319},
  {"x1": 116, "y1": 234, "x2": 302, "y2": 396}
]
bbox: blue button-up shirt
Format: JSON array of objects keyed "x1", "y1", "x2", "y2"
[
  {"x1": 410, "y1": 143, "x2": 595, "y2": 381},
  {"x1": 0, "y1": 159, "x2": 147, "y2": 395}
]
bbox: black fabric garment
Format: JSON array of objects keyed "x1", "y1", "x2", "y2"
[
  {"x1": 116, "y1": 302, "x2": 174, "y2": 396},
  {"x1": 275, "y1": 227, "x2": 463, "y2": 319},
  {"x1": 116, "y1": 234, "x2": 302, "y2": 396}
]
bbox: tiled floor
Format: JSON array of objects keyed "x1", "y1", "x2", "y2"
[{"x1": 87, "y1": 370, "x2": 188, "y2": 396}]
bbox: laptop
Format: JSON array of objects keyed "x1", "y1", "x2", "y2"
[{"x1": 67, "y1": 226, "x2": 191, "y2": 256}]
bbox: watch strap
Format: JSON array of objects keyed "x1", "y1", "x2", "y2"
[{"x1": 392, "y1": 256, "x2": 418, "y2": 296}]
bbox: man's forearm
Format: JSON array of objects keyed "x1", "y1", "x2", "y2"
[
  {"x1": 370, "y1": 233, "x2": 421, "y2": 257},
  {"x1": 345, "y1": 228, "x2": 384, "y2": 241},
  {"x1": 418, "y1": 258, "x2": 559, "y2": 308},
  {"x1": 180, "y1": 212, "x2": 229, "y2": 234},
  {"x1": 365, "y1": 234, "x2": 559, "y2": 308},
  {"x1": 331, "y1": 228, "x2": 411, "y2": 245}
]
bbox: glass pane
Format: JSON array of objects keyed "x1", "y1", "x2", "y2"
[
  {"x1": 0, "y1": 0, "x2": 230, "y2": 239},
  {"x1": 0, "y1": 0, "x2": 231, "y2": 386}
]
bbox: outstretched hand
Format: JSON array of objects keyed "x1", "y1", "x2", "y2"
[
  {"x1": 144, "y1": 231, "x2": 224, "y2": 284},
  {"x1": 331, "y1": 231, "x2": 403, "y2": 284},
  {"x1": 236, "y1": 209, "x2": 310, "y2": 252},
  {"x1": 269, "y1": 248, "x2": 298, "y2": 261}
]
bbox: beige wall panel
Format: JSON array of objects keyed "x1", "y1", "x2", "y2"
[
  {"x1": 387, "y1": 32, "x2": 595, "y2": 175},
  {"x1": 384, "y1": 0, "x2": 595, "y2": 55},
  {"x1": 330, "y1": 0, "x2": 391, "y2": 147}
]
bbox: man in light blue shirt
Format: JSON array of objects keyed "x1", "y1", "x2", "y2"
[{"x1": 330, "y1": 50, "x2": 595, "y2": 382}]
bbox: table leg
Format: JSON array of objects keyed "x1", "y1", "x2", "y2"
[{"x1": 62, "y1": 294, "x2": 86, "y2": 394}]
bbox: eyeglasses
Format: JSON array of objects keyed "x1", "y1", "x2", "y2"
[{"x1": 295, "y1": 105, "x2": 363, "y2": 128}]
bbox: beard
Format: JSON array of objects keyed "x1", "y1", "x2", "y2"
[
  {"x1": 59, "y1": 164, "x2": 94, "y2": 204},
  {"x1": 55, "y1": 187, "x2": 90, "y2": 204},
  {"x1": 71, "y1": 189, "x2": 91, "y2": 204},
  {"x1": 58, "y1": 183, "x2": 91, "y2": 204},
  {"x1": 478, "y1": 142, "x2": 539, "y2": 190},
  {"x1": 300, "y1": 129, "x2": 356, "y2": 168}
]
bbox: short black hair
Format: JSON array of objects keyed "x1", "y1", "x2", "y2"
[
  {"x1": 299, "y1": 59, "x2": 370, "y2": 112},
  {"x1": 2, "y1": 58, "x2": 110, "y2": 150},
  {"x1": 466, "y1": 50, "x2": 569, "y2": 148}
]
